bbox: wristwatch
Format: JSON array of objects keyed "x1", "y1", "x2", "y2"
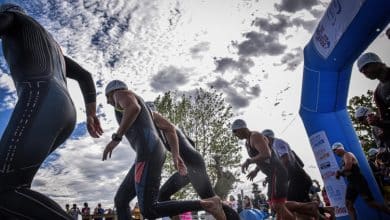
[{"x1": 111, "y1": 133, "x2": 122, "y2": 142}]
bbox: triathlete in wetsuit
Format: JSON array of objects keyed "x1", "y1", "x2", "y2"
[
  {"x1": 232, "y1": 119, "x2": 318, "y2": 220},
  {"x1": 144, "y1": 102, "x2": 238, "y2": 220},
  {"x1": 333, "y1": 142, "x2": 390, "y2": 220},
  {"x1": 0, "y1": 4, "x2": 102, "y2": 220},
  {"x1": 357, "y1": 52, "x2": 390, "y2": 149},
  {"x1": 261, "y1": 130, "x2": 313, "y2": 203},
  {"x1": 103, "y1": 80, "x2": 225, "y2": 220}
]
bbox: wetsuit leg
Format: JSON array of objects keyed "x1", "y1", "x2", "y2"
[
  {"x1": 158, "y1": 172, "x2": 190, "y2": 201},
  {"x1": 115, "y1": 164, "x2": 136, "y2": 220},
  {"x1": 184, "y1": 150, "x2": 215, "y2": 198},
  {"x1": 269, "y1": 168, "x2": 288, "y2": 204},
  {"x1": 159, "y1": 135, "x2": 240, "y2": 220},
  {"x1": 135, "y1": 142, "x2": 203, "y2": 219},
  {"x1": 287, "y1": 168, "x2": 312, "y2": 202},
  {"x1": 0, "y1": 80, "x2": 76, "y2": 220}
]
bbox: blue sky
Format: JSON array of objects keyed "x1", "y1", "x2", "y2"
[{"x1": 0, "y1": 0, "x2": 389, "y2": 209}]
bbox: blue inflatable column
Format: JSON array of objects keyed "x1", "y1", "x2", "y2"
[{"x1": 299, "y1": 0, "x2": 390, "y2": 219}]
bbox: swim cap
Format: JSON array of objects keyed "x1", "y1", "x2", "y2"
[
  {"x1": 368, "y1": 148, "x2": 379, "y2": 157},
  {"x1": 357, "y1": 52, "x2": 382, "y2": 71},
  {"x1": 0, "y1": 3, "x2": 25, "y2": 14},
  {"x1": 105, "y1": 80, "x2": 128, "y2": 96},
  {"x1": 145, "y1": 101, "x2": 157, "y2": 112},
  {"x1": 261, "y1": 129, "x2": 275, "y2": 138},
  {"x1": 331, "y1": 142, "x2": 344, "y2": 151},
  {"x1": 231, "y1": 119, "x2": 247, "y2": 131},
  {"x1": 354, "y1": 106, "x2": 371, "y2": 118}
]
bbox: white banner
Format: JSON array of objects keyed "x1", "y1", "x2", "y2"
[
  {"x1": 309, "y1": 131, "x2": 348, "y2": 217},
  {"x1": 313, "y1": 0, "x2": 365, "y2": 59}
]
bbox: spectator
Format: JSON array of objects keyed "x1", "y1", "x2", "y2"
[
  {"x1": 237, "y1": 194, "x2": 243, "y2": 213},
  {"x1": 228, "y1": 195, "x2": 238, "y2": 212},
  {"x1": 243, "y1": 196, "x2": 253, "y2": 209},
  {"x1": 93, "y1": 203, "x2": 104, "y2": 220},
  {"x1": 105, "y1": 208, "x2": 115, "y2": 220},
  {"x1": 69, "y1": 204, "x2": 81, "y2": 220},
  {"x1": 65, "y1": 204, "x2": 70, "y2": 214},
  {"x1": 81, "y1": 202, "x2": 91, "y2": 220},
  {"x1": 180, "y1": 211, "x2": 192, "y2": 220}
]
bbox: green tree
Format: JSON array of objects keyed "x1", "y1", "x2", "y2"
[
  {"x1": 154, "y1": 88, "x2": 241, "y2": 199},
  {"x1": 347, "y1": 90, "x2": 377, "y2": 152}
]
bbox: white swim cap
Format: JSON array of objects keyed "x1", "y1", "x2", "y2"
[
  {"x1": 331, "y1": 142, "x2": 344, "y2": 151},
  {"x1": 105, "y1": 80, "x2": 128, "y2": 96},
  {"x1": 357, "y1": 52, "x2": 382, "y2": 71}
]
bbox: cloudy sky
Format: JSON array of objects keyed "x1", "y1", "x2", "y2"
[{"x1": 0, "y1": 0, "x2": 388, "y2": 209}]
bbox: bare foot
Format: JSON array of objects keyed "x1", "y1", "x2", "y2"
[{"x1": 200, "y1": 196, "x2": 226, "y2": 220}]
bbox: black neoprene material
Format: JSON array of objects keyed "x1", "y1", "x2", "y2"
[
  {"x1": 115, "y1": 110, "x2": 239, "y2": 220},
  {"x1": 0, "y1": 8, "x2": 95, "y2": 219},
  {"x1": 114, "y1": 97, "x2": 204, "y2": 219}
]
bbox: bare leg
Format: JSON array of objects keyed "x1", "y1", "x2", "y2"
[{"x1": 200, "y1": 196, "x2": 226, "y2": 220}]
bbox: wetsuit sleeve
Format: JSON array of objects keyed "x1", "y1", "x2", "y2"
[
  {"x1": 64, "y1": 56, "x2": 96, "y2": 104},
  {"x1": 0, "y1": 12, "x2": 14, "y2": 34}
]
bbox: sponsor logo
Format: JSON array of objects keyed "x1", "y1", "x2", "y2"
[
  {"x1": 315, "y1": 25, "x2": 330, "y2": 49},
  {"x1": 321, "y1": 170, "x2": 336, "y2": 180},
  {"x1": 319, "y1": 152, "x2": 330, "y2": 160},
  {"x1": 326, "y1": 0, "x2": 342, "y2": 26},
  {"x1": 334, "y1": 206, "x2": 348, "y2": 216},
  {"x1": 320, "y1": 161, "x2": 331, "y2": 170}
]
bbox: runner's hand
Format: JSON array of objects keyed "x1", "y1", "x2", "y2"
[
  {"x1": 246, "y1": 169, "x2": 258, "y2": 181},
  {"x1": 241, "y1": 158, "x2": 251, "y2": 174},
  {"x1": 87, "y1": 115, "x2": 103, "y2": 138},
  {"x1": 102, "y1": 140, "x2": 120, "y2": 161},
  {"x1": 173, "y1": 155, "x2": 188, "y2": 176}
]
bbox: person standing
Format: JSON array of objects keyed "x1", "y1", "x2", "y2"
[
  {"x1": 82, "y1": 202, "x2": 91, "y2": 220},
  {"x1": 0, "y1": 4, "x2": 102, "y2": 219},
  {"x1": 69, "y1": 204, "x2": 81, "y2": 220}
]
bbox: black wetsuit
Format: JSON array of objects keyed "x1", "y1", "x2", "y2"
[
  {"x1": 344, "y1": 162, "x2": 374, "y2": 203},
  {"x1": 113, "y1": 97, "x2": 205, "y2": 220},
  {"x1": 115, "y1": 110, "x2": 239, "y2": 220},
  {"x1": 269, "y1": 138, "x2": 312, "y2": 202},
  {"x1": 374, "y1": 80, "x2": 390, "y2": 148},
  {"x1": 246, "y1": 140, "x2": 288, "y2": 204},
  {"x1": 0, "y1": 9, "x2": 96, "y2": 220},
  {"x1": 157, "y1": 129, "x2": 239, "y2": 219}
]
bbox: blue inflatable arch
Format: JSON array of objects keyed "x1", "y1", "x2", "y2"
[{"x1": 299, "y1": 0, "x2": 390, "y2": 219}]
